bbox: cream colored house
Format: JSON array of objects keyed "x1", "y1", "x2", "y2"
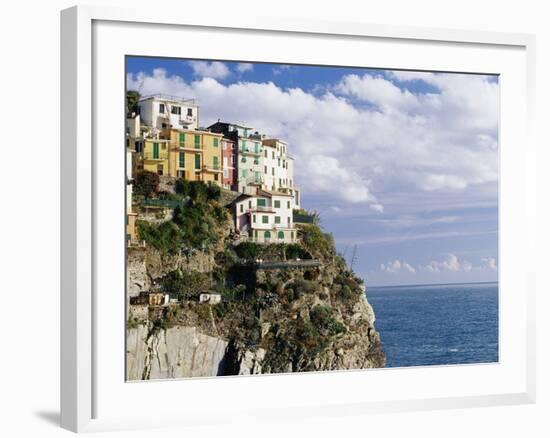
[{"x1": 233, "y1": 190, "x2": 297, "y2": 243}]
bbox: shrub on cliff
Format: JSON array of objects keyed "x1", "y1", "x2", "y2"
[
  {"x1": 174, "y1": 179, "x2": 221, "y2": 203},
  {"x1": 298, "y1": 224, "x2": 334, "y2": 259},
  {"x1": 160, "y1": 269, "x2": 212, "y2": 300},
  {"x1": 309, "y1": 305, "x2": 346, "y2": 337},
  {"x1": 134, "y1": 171, "x2": 159, "y2": 197},
  {"x1": 137, "y1": 220, "x2": 183, "y2": 254}
]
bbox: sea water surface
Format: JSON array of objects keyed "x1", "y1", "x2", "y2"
[{"x1": 367, "y1": 282, "x2": 498, "y2": 368}]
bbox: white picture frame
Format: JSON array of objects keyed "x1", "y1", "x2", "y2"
[{"x1": 60, "y1": 5, "x2": 536, "y2": 433}]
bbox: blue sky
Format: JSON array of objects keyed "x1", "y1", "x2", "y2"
[{"x1": 127, "y1": 57, "x2": 499, "y2": 286}]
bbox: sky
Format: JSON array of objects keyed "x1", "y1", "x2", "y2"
[{"x1": 127, "y1": 57, "x2": 499, "y2": 286}]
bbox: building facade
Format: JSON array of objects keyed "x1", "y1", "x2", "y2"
[
  {"x1": 221, "y1": 138, "x2": 236, "y2": 190},
  {"x1": 126, "y1": 148, "x2": 138, "y2": 242},
  {"x1": 141, "y1": 138, "x2": 171, "y2": 176},
  {"x1": 166, "y1": 128, "x2": 223, "y2": 183},
  {"x1": 233, "y1": 190, "x2": 297, "y2": 244},
  {"x1": 138, "y1": 94, "x2": 200, "y2": 131}
]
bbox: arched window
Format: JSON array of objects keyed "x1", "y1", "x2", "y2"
[
  {"x1": 264, "y1": 231, "x2": 271, "y2": 241},
  {"x1": 278, "y1": 231, "x2": 285, "y2": 240}
]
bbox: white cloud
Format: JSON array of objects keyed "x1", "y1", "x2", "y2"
[
  {"x1": 380, "y1": 259, "x2": 416, "y2": 274},
  {"x1": 127, "y1": 68, "x2": 498, "y2": 212},
  {"x1": 236, "y1": 63, "x2": 253, "y2": 73},
  {"x1": 425, "y1": 254, "x2": 472, "y2": 272},
  {"x1": 481, "y1": 257, "x2": 498, "y2": 270},
  {"x1": 188, "y1": 61, "x2": 230, "y2": 79}
]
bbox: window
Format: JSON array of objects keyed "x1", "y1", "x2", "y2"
[
  {"x1": 161, "y1": 144, "x2": 166, "y2": 150},
  {"x1": 157, "y1": 164, "x2": 163, "y2": 175},
  {"x1": 241, "y1": 157, "x2": 247, "y2": 163},
  {"x1": 213, "y1": 138, "x2": 219, "y2": 147},
  {"x1": 287, "y1": 217, "x2": 291, "y2": 225},
  {"x1": 254, "y1": 142, "x2": 259, "y2": 154},
  {"x1": 274, "y1": 200, "x2": 280, "y2": 208},
  {"x1": 254, "y1": 158, "x2": 259, "y2": 165},
  {"x1": 254, "y1": 230, "x2": 258, "y2": 239},
  {"x1": 275, "y1": 216, "x2": 281, "y2": 224},
  {"x1": 213, "y1": 156, "x2": 219, "y2": 169},
  {"x1": 159, "y1": 103, "x2": 165, "y2": 113},
  {"x1": 187, "y1": 108, "x2": 193, "y2": 116},
  {"x1": 262, "y1": 216, "x2": 269, "y2": 224},
  {"x1": 272, "y1": 168, "x2": 275, "y2": 176},
  {"x1": 264, "y1": 166, "x2": 267, "y2": 173},
  {"x1": 179, "y1": 132, "x2": 185, "y2": 146},
  {"x1": 153, "y1": 142, "x2": 159, "y2": 159},
  {"x1": 253, "y1": 214, "x2": 256, "y2": 223},
  {"x1": 240, "y1": 204, "x2": 243, "y2": 213},
  {"x1": 179, "y1": 152, "x2": 185, "y2": 168},
  {"x1": 241, "y1": 141, "x2": 246, "y2": 151},
  {"x1": 278, "y1": 231, "x2": 285, "y2": 240},
  {"x1": 244, "y1": 129, "x2": 249, "y2": 137},
  {"x1": 278, "y1": 159, "x2": 281, "y2": 167},
  {"x1": 248, "y1": 200, "x2": 252, "y2": 209},
  {"x1": 264, "y1": 150, "x2": 267, "y2": 158},
  {"x1": 257, "y1": 199, "x2": 266, "y2": 207},
  {"x1": 264, "y1": 230, "x2": 271, "y2": 240},
  {"x1": 255, "y1": 171, "x2": 260, "y2": 182},
  {"x1": 171, "y1": 106, "x2": 181, "y2": 115},
  {"x1": 272, "y1": 151, "x2": 275, "y2": 159},
  {"x1": 195, "y1": 154, "x2": 201, "y2": 169},
  {"x1": 287, "y1": 201, "x2": 290, "y2": 208},
  {"x1": 291, "y1": 231, "x2": 294, "y2": 240},
  {"x1": 194, "y1": 135, "x2": 201, "y2": 148}
]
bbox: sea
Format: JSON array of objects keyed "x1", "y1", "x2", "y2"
[{"x1": 366, "y1": 282, "x2": 498, "y2": 368}]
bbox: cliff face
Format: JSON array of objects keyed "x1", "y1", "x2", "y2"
[
  {"x1": 127, "y1": 325, "x2": 228, "y2": 380},
  {"x1": 127, "y1": 246, "x2": 385, "y2": 379}
]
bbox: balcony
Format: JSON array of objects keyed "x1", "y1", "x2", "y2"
[
  {"x1": 202, "y1": 164, "x2": 222, "y2": 173},
  {"x1": 175, "y1": 145, "x2": 203, "y2": 152},
  {"x1": 178, "y1": 116, "x2": 197, "y2": 126},
  {"x1": 143, "y1": 153, "x2": 168, "y2": 161},
  {"x1": 248, "y1": 206, "x2": 275, "y2": 213},
  {"x1": 240, "y1": 147, "x2": 261, "y2": 156}
]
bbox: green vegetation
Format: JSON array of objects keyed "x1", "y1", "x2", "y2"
[
  {"x1": 175, "y1": 179, "x2": 221, "y2": 203},
  {"x1": 137, "y1": 220, "x2": 183, "y2": 254},
  {"x1": 234, "y1": 242, "x2": 310, "y2": 261},
  {"x1": 309, "y1": 305, "x2": 346, "y2": 337},
  {"x1": 298, "y1": 224, "x2": 335, "y2": 259},
  {"x1": 126, "y1": 90, "x2": 140, "y2": 117},
  {"x1": 134, "y1": 171, "x2": 159, "y2": 198},
  {"x1": 136, "y1": 180, "x2": 230, "y2": 253},
  {"x1": 159, "y1": 270, "x2": 212, "y2": 301}
]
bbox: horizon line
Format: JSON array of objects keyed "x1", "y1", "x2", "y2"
[{"x1": 367, "y1": 280, "x2": 498, "y2": 289}]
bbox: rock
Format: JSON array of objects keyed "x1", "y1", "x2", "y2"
[
  {"x1": 126, "y1": 326, "x2": 229, "y2": 380},
  {"x1": 261, "y1": 322, "x2": 271, "y2": 338}
]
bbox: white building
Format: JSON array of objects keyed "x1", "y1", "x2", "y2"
[
  {"x1": 233, "y1": 190, "x2": 297, "y2": 244},
  {"x1": 138, "y1": 94, "x2": 199, "y2": 131},
  {"x1": 261, "y1": 138, "x2": 300, "y2": 208}
]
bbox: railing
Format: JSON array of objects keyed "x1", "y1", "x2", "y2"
[
  {"x1": 248, "y1": 206, "x2": 274, "y2": 213},
  {"x1": 203, "y1": 165, "x2": 222, "y2": 173},
  {"x1": 235, "y1": 258, "x2": 321, "y2": 269},
  {"x1": 143, "y1": 153, "x2": 168, "y2": 161},
  {"x1": 140, "y1": 94, "x2": 198, "y2": 105},
  {"x1": 141, "y1": 198, "x2": 187, "y2": 209}
]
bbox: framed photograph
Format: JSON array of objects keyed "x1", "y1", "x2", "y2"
[{"x1": 61, "y1": 5, "x2": 536, "y2": 433}]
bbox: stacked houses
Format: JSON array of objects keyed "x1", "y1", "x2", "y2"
[{"x1": 126, "y1": 94, "x2": 301, "y2": 244}]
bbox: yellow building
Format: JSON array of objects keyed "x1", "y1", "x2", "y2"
[
  {"x1": 167, "y1": 129, "x2": 223, "y2": 184},
  {"x1": 142, "y1": 138, "x2": 171, "y2": 176}
]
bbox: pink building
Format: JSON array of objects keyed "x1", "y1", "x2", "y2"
[{"x1": 221, "y1": 138, "x2": 236, "y2": 190}]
